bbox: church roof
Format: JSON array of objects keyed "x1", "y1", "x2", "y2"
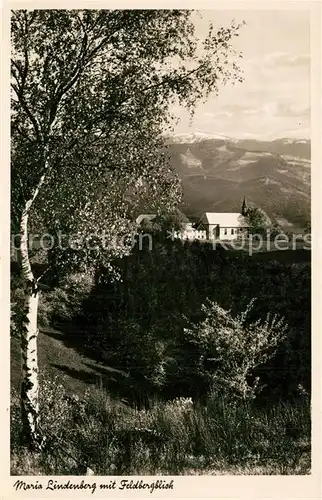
[{"x1": 201, "y1": 212, "x2": 249, "y2": 227}]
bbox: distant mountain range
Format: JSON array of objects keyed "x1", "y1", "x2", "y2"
[{"x1": 167, "y1": 134, "x2": 311, "y2": 228}]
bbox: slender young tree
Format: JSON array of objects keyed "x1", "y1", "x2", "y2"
[{"x1": 11, "y1": 9, "x2": 245, "y2": 449}]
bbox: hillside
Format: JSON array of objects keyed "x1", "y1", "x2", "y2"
[
  {"x1": 167, "y1": 134, "x2": 311, "y2": 228},
  {"x1": 11, "y1": 328, "x2": 115, "y2": 398}
]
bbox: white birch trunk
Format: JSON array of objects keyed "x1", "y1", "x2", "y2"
[
  {"x1": 17, "y1": 157, "x2": 50, "y2": 449},
  {"x1": 19, "y1": 209, "x2": 44, "y2": 449}
]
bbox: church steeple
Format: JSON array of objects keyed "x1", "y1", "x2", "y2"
[{"x1": 241, "y1": 197, "x2": 248, "y2": 216}]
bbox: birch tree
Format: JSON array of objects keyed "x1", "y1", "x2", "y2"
[{"x1": 11, "y1": 9, "x2": 244, "y2": 449}]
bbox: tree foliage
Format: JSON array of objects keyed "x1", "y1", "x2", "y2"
[
  {"x1": 11, "y1": 10, "x2": 245, "y2": 271},
  {"x1": 141, "y1": 208, "x2": 190, "y2": 239},
  {"x1": 245, "y1": 206, "x2": 272, "y2": 235}
]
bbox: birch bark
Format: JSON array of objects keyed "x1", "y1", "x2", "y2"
[
  {"x1": 18, "y1": 166, "x2": 49, "y2": 449},
  {"x1": 19, "y1": 209, "x2": 44, "y2": 449}
]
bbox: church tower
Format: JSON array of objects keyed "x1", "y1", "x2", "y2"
[{"x1": 241, "y1": 197, "x2": 248, "y2": 216}]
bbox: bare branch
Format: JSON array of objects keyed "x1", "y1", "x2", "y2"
[
  {"x1": 11, "y1": 82, "x2": 42, "y2": 142},
  {"x1": 36, "y1": 265, "x2": 53, "y2": 284},
  {"x1": 12, "y1": 121, "x2": 34, "y2": 143},
  {"x1": 47, "y1": 16, "x2": 127, "y2": 131}
]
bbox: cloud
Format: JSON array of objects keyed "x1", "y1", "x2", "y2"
[
  {"x1": 241, "y1": 101, "x2": 309, "y2": 119},
  {"x1": 202, "y1": 110, "x2": 234, "y2": 120},
  {"x1": 243, "y1": 107, "x2": 261, "y2": 116},
  {"x1": 264, "y1": 52, "x2": 310, "y2": 67},
  {"x1": 214, "y1": 111, "x2": 233, "y2": 119},
  {"x1": 277, "y1": 102, "x2": 310, "y2": 117},
  {"x1": 206, "y1": 103, "x2": 252, "y2": 114}
]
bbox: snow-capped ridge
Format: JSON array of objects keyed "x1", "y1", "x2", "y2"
[
  {"x1": 169, "y1": 131, "x2": 238, "y2": 144},
  {"x1": 168, "y1": 132, "x2": 310, "y2": 147}
]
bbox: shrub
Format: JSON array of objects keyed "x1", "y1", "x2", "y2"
[
  {"x1": 38, "y1": 272, "x2": 96, "y2": 326},
  {"x1": 182, "y1": 299, "x2": 288, "y2": 400},
  {"x1": 52, "y1": 272, "x2": 95, "y2": 320}
]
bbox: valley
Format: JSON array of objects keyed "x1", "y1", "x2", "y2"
[{"x1": 167, "y1": 135, "x2": 311, "y2": 227}]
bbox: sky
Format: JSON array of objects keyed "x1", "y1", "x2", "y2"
[{"x1": 172, "y1": 10, "x2": 310, "y2": 140}]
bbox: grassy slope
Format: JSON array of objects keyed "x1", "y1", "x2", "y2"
[
  {"x1": 11, "y1": 327, "x2": 125, "y2": 398},
  {"x1": 11, "y1": 335, "x2": 311, "y2": 475}
]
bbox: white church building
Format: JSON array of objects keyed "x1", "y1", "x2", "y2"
[
  {"x1": 197, "y1": 212, "x2": 249, "y2": 240},
  {"x1": 136, "y1": 199, "x2": 250, "y2": 241}
]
